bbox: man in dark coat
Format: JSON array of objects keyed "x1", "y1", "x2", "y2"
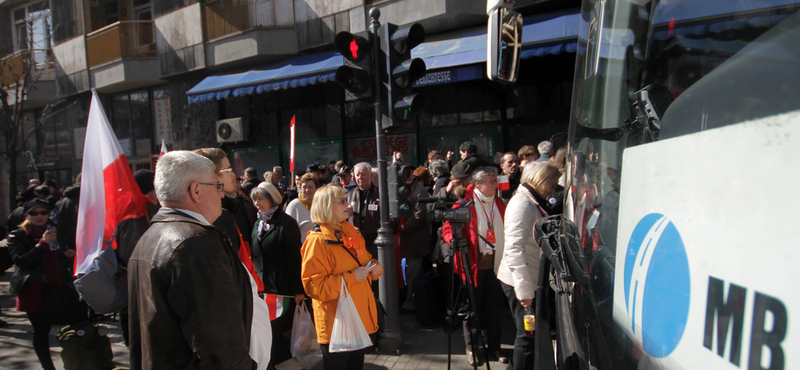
[
  {"x1": 128, "y1": 151, "x2": 258, "y2": 370},
  {"x1": 458, "y1": 141, "x2": 493, "y2": 176},
  {"x1": 241, "y1": 167, "x2": 261, "y2": 196}
]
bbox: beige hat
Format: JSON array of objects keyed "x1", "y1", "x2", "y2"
[{"x1": 256, "y1": 182, "x2": 283, "y2": 205}]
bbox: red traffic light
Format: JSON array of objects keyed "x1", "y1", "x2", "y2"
[{"x1": 334, "y1": 32, "x2": 370, "y2": 63}]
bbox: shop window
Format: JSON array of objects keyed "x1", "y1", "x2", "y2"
[
  {"x1": 343, "y1": 100, "x2": 373, "y2": 136},
  {"x1": 110, "y1": 89, "x2": 156, "y2": 157},
  {"x1": 249, "y1": 93, "x2": 279, "y2": 145}
]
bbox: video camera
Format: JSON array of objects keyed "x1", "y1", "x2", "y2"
[{"x1": 421, "y1": 196, "x2": 472, "y2": 224}]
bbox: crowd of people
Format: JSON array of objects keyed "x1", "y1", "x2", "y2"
[{"x1": 1, "y1": 139, "x2": 566, "y2": 370}]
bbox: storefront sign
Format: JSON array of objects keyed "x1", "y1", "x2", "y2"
[
  {"x1": 413, "y1": 64, "x2": 484, "y2": 87},
  {"x1": 153, "y1": 90, "x2": 173, "y2": 148},
  {"x1": 348, "y1": 134, "x2": 416, "y2": 163},
  {"x1": 136, "y1": 139, "x2": 152, "y2": 156},
  {"x1": 16, "y1": 152, "x2": 72, "y2": 170}
]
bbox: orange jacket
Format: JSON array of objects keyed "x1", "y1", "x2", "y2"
[{"x1": 301, "y1": 223, "x2": 381, "y2": 344}]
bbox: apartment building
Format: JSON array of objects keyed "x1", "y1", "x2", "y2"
[{"x1": 1, "y1": 0, "x2": 581, "y2": 216}]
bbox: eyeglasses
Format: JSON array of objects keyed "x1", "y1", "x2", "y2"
[
  {"x1": 28, "y1": 211, "x2": 49, "y2": 216},
  {"x1": 219, "y1": 168, "x2": 234, "y2": 173},
  {"x1": 335, "y1": 198, "x2": 347, "y2": 204},
  {"x1": 198, "y1": 182, "x2": 224, "y2": 191}
]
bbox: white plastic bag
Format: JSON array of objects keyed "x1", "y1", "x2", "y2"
[
  {"x1": 290, "y1": 301, "x2": 320, "y2": 358},
  {"x1": 328, "y1": 277, "x2": 373, "y2": 353}
]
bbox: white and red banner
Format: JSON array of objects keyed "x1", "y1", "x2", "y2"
[
  {"x1": 160, "y1": 139, "x2": 168, "y2": 156},
  {"x1": 75, "y1": 89, "x2": 149, "y2": 275},
  {"x1": 289, "y1": 115, "x2": 296, "y2": 172}
]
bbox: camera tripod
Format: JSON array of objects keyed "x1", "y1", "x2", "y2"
[{"x1": 445, "y1": 220, "x2": 492, "y2": 370}]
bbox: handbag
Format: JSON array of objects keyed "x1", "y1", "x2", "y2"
[
  {"x1": 290, "y1": 300, "x2": 320, "y2": 358},
  {"x1": 74, "y1": 246, "x2": 128, "y2": 314},
  {"x1": 328, "y1": 277, "x2": 372, "y2": 353},
  {"x1": 43, "y1": 282, "x2": 89, "y2": 325}
]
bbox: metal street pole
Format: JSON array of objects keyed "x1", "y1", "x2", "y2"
[{"x1": 369, "y1": 6, "x2": 404, "y2": 354}]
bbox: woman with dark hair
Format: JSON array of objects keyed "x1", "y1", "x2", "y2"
[
  {"x1": 285, "y1": 172, "x2": 321, "y2": 242},
  {"x1": 250, "y1": 182, "x2": 305, "y2": 368},
  {"x1": 8, "y1": 199, "x2": 86, "y2": 370}
]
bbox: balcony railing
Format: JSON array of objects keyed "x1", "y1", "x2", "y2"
[
  {"x1": 203, "y1": 0, "x2": 294, "y2": 41},
  {"x1": 1, "y1": 49, "x2": 55, "y2": 88},
  {"x1": 86, "y1": 21, "x2": 157, "y2": 68}
]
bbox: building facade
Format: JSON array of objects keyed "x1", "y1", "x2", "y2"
[{"x1": 1, "y1": 0, "x2": 580, "y2": 218}]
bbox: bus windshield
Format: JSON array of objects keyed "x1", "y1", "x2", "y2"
[{"x1": 562, "y1": 0, "x2": 800, "y2": 368}]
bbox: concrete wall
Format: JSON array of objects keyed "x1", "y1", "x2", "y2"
[
  {"x1": 52, "y1": 36, "x2": 90, "y2": 96},
  {"x1": 205, "y1": 27, "x2": 297, "y2": 69},
  {"x1": 155, "y1": 3, "x2": 205, "y2": 76}
]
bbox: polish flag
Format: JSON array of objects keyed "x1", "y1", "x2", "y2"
[
  {"x1": 498, "y1": 175, "x2": 510, "y2": 191},
  {"x1": 74, "y1": 89, "x2": 149, "y2": 275},
  {"x1": 160, "y1": 139, "x2": 168, "y2": 156},
  {"x1": 289, "y1": 115, "x2": 295, "y2": 172}
]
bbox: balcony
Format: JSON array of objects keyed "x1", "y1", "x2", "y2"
[
  {"x1": 85, "y1": 21, "x2": 161, "y2": 92},
  {"x1": 201, "y1": 0, "x2": 297, "y2": 69},
  {"x1": 1, "y1": 48, "x2": 57, "y2": 107}
]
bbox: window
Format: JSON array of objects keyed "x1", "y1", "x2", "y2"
[
  {"x1": 11, "y1": 1, "x2": 51, "y2": 53},
  {"x1": 110, "y1": 89, "x2": 155, "y2": 157}
]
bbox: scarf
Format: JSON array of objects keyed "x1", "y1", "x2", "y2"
[
  {"x1": 473, "y1": 188, "x2": 505, "y2": 269},
  {"x1": 256, "y1": 206, "x2": 279, "y2": 240},
  {"x1": 299, "y1": 194, "x2": 312, "y2": 211},
  {"x1": 339, "y1": 222, "x2": 367, "y2": 259}
]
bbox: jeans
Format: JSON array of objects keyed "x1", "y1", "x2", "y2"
[
  {"x1": 501, "y1": 282, "x2": 535, "y2": 370},
  {"x1": 27, "y1": 311, "x2": 56, "y2": 370}
]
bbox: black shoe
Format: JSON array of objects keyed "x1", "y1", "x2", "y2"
[{"x1": 493, "y1": 350, "x2": 509, "y2": 364}]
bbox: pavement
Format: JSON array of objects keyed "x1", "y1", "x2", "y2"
[{"x1": 0, "y1": 266, "x2": 515, "y2": 370}]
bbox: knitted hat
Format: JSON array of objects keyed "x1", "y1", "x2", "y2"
[
  {"x1": 257, "y1": 182, "x2": 283, "y2": 205},
  {"x1": 133, "y1": 169, "x2": 155, "y2": 194}
]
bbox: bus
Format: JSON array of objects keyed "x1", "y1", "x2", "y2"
[{"x1": 533, "y1": 0, "x2": 800, "y2": 369}]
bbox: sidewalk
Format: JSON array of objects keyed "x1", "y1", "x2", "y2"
[{"x1": 1, "y1": 266, "x2": 513, "y2": 370}]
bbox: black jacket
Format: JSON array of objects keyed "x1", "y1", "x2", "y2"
[
  {"x1": 7, "y1": 228, "x2": 47, "y2": 295},
  {"x1": 128, "y1": 208, "x2": 256, "y2": 370},
  {"x1": 346, "y1": 185, "x2": 381, "y2": 246},
  {"x1": 250, "y1": 208, "x2": 304, "y2": 295}
]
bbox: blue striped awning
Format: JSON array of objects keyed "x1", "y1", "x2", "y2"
[{"x1": 186, "y1": 53, "x2": 342, "y2": 104}]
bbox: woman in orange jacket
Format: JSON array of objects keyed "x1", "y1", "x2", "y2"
[{"x1": 301, "y1": 185, "x2": 382, "y2": 370}]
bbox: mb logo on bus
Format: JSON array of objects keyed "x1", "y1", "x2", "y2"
[{"x1": 624, "y1": 213, "x2": 788, "y2": 369}]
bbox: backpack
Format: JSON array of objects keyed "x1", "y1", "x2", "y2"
[
  {"x1": 74, "y1": 246, "x2": 128, "y2": 314},
  {"x1": 57, "y1": 321, "x2": 115, "y2": 370}
]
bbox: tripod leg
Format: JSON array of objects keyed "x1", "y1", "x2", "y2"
[{"x1": 456, "y1": 237, "x2": 491, "y2": 370}]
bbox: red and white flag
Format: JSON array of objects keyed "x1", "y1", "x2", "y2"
[
  {"x1": 498, "y1": 175, "x2": 510, "y2": 191},
  {"x1": 160, "y1": 139, "x2": 168, "y2": 156},
  {"x1": 289, "y1": 115, "x2": 296, "y2": 172},
  {"x1": 75, "y1": 89, "x2": 149, "y2": 276}
]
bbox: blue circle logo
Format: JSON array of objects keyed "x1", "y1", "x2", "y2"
[{"x1": 623, "y1": 213, "x2": 691, "y2": 358}]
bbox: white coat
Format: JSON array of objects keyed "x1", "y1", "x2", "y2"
[{"x1": 496, "y1": 184, "x2": 545, "y2": 301}]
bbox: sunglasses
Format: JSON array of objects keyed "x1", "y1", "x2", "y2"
[
  {"x1": 198, "y1": 182, "x2": 224, "y2": 191},
  {"x1": 335, "y1": 198, "x2": 348, "y2": 204},
  {"x1": 28, "y1": 211, "x2": 49, "y2": 216}
]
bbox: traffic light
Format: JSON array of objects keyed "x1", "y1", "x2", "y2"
[
  {"x1": 380, "y1": 23, "x2": 427, "y2": 129},
  {"x1": 387, "y1": 163, "x2": 413, "y2": 219},
  {"x1": 334, "y1": 32, "x2": 373, "y2": 100}
]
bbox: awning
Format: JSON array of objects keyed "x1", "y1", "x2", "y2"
[
  {"x1": 187, "y1": 9, "x2": 581, "y2": 102},
  {"x1": 651, "y1": 0, "x2": 800, "y2": 40},
  {"x1": 186, "y1": 53, "x2": 342, "y2": 104}
]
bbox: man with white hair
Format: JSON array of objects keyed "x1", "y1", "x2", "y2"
[
  {"x1": 536, "y1": 141, "x2": 554, "y2": 162},
  {"x1": 128, "y1": 151, "x2": 268, "y2": 370}
]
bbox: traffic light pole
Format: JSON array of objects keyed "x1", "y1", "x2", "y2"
[{"x1": 369, "y1": 7, "x2": 404, "y2": 354}]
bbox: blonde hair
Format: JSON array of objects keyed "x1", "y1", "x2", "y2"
[
  {"x1": 522, "y1": 162, "x2": 561, "y2": 195},
  {"x1": 310, "y1": 185, "x2": 345, "y2": 230}
]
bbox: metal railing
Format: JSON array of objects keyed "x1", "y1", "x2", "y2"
[
  {"x1": 86, "y1": 21, "x2": 157, "y2": 68},
  {"x1": 203, "y1": 0, "x2": 294, "y2": 41},
  {"x1": 0, "y1": 49, "x2": 55, "y2": 88}
]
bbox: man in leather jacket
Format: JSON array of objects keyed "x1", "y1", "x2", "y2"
[{"x1": 128, "y1": 151, "x2": 259, "y2": 370}]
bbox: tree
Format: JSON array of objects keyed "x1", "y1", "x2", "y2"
[{"x1": 0, "y1": 11, "x2": 66, "y2": 211}]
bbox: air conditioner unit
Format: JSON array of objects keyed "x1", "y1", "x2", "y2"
[{"x1": 216, "y1": 118, "x2": 248, "y2": 143}]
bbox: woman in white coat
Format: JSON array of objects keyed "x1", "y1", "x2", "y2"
[{"x1": 497, "y1": 162, "x2": 561, "y2": 370}]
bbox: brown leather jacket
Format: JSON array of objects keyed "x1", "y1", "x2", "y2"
[{"x1": 128, "y1": 208, "x2": 256, "y2": 370}]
